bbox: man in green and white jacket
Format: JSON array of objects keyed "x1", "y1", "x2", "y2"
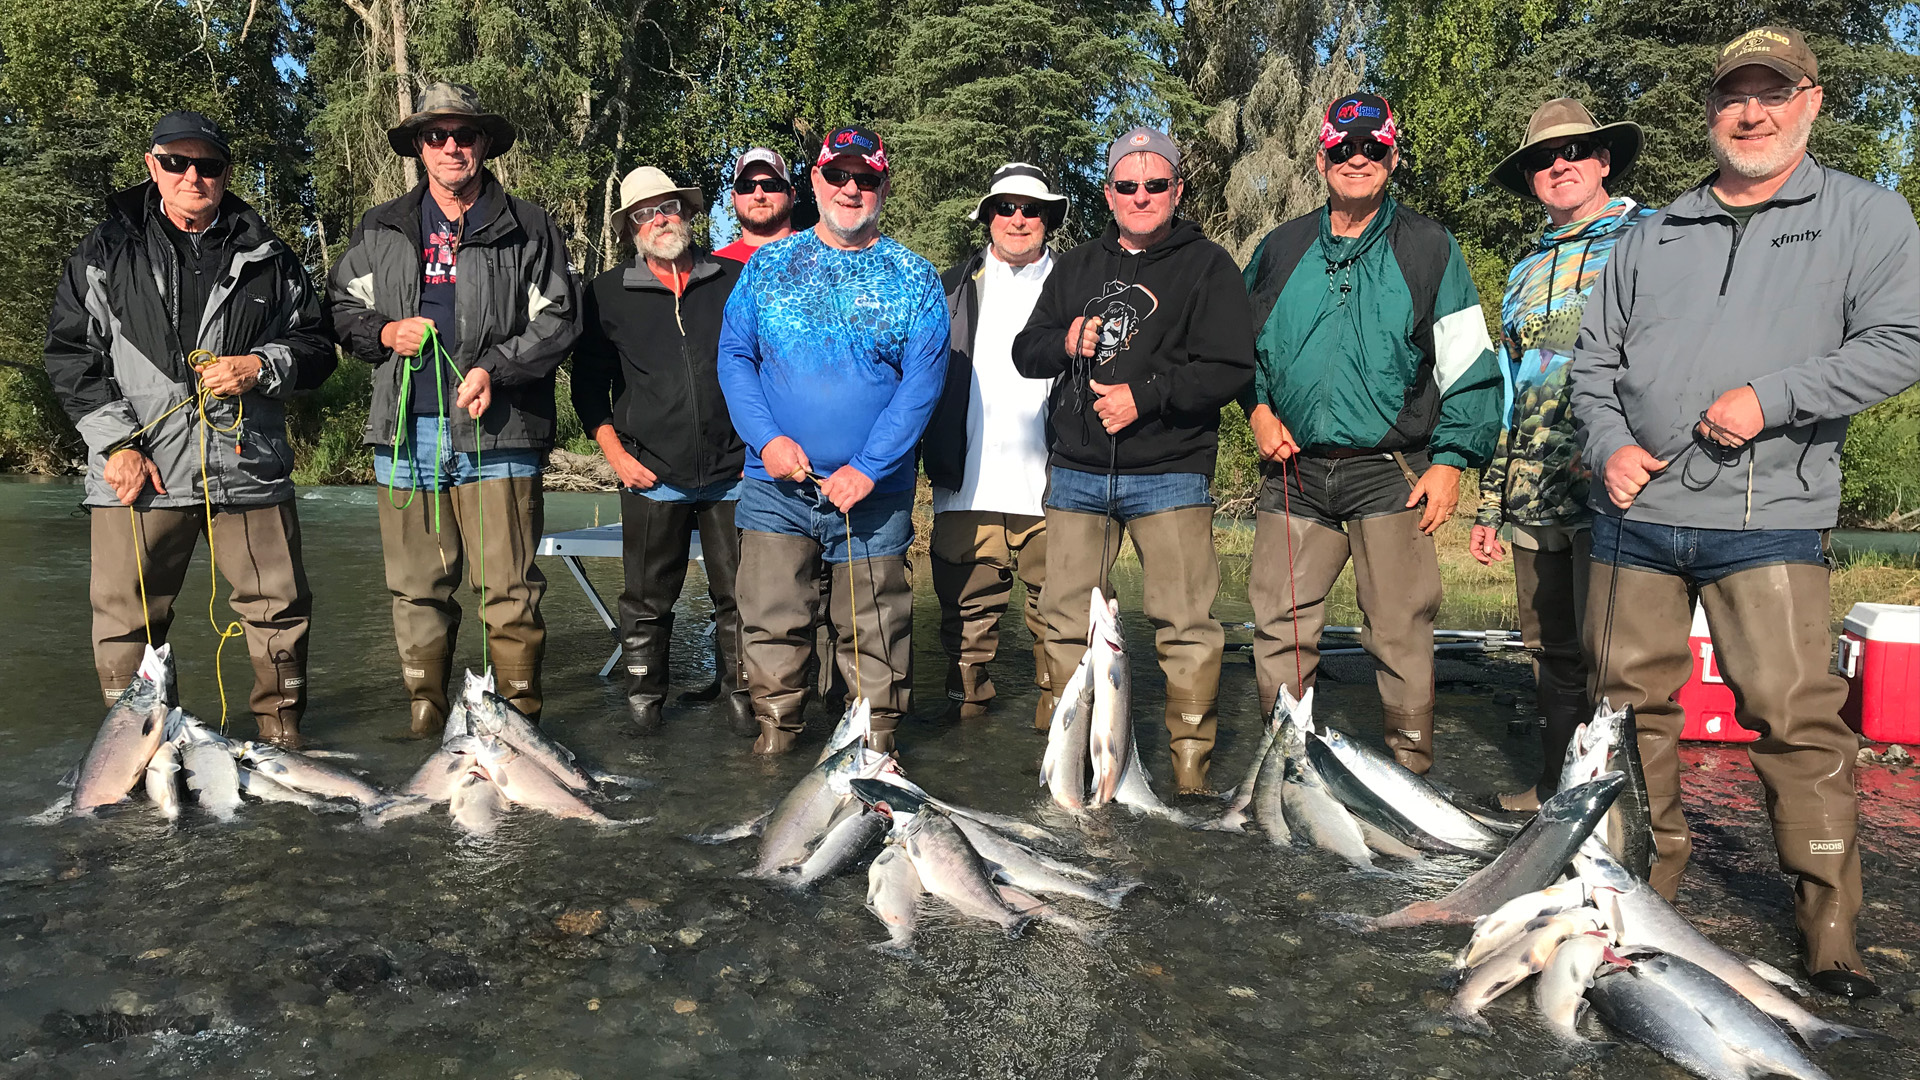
[{"x1": 1243, "y1": 92, "x2": 1501, "y2": 774}]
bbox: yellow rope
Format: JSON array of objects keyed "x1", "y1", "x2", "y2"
[{"x1": 129, "y1": 504, "x2": 152, "y2": 645}]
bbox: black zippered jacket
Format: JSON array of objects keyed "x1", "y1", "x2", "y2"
[
  {"x1": 571, "y1": 254, "x2": 746, "y2": 489},
  {"x1": 1012, "y1": 218, "x2": 1254, "y2": 476},
  {"x1": 921, "y1": 248, "x2": 988, "y2": 491}
]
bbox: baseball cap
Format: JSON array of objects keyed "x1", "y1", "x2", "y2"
[
  {"x1": 817, "y1": 126, "x2": 888, "y2": 172},
  {"x1": 733, "y1": 147, "x2": 791, "y2": 182},
  {"x1": 1107, "y1": 127, "x2": 1181, "y2": 173},
  {"x1": 1320, "y1": 93, "x2": 1399, "y2": 148},
  {"x1": 149, "y1": 111, "x2": 231, "y2": 157},
  {"x1": 1712, "y1": 26, "x2": 1819, "y2": 87}
]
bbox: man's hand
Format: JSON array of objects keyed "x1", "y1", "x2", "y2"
[
  {"x1": 593, "y1": 425, "x2": 657, "y2": 492},
  {"x1": 380, "y1": 316, "x2": 438, "y2": 357},
  {"x1": 1065, "y1": 316, "x2": 1102, "y2": 359},
  {"x1": 1405, "y1": 463, "x2": 1463, "y2": 535},
  {"x1": 1604, "y1": 445, "x2": 1669, "y2": 510},
  {"x1": 197, "y1": 354, "x2": 262, "y2": 397},
  {"x1": 1089, "y1": 380, "x2": 1137, "y2": 434},
  {"x1": 454, "y1": 367, "x2": 491, "y2": 419},
  {"x1": 820, "y1": 465, "x2": 875, "y2": 512},
  {"x1": 762, "y1": 436, "x2": 813, "y2": 484},
  {"x1": 1249, "y1": 404, "x2": 1299, "y2": 462},
  {"x1": 1468, "y1": 524, "x2": 1507, "y2": 565},
  {"x1": 1696, "y1": 384, "x2": 1764, "y2": 447},
  {"x1": 104, "y1": 448, "x2": 165, "y2": 505}
]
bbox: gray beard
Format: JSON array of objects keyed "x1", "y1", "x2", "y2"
[
  {"x1": 638, "y1": 222, "x2": 690, "y2": 261},
  {"x1": 822, "y1": 202, "x2": 882, "y2": 244},
  {"x1": 1712, "y1": 110, "x2": 1813, "y2": 180}
]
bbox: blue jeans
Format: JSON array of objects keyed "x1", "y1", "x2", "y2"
[
  {"x1": 1044, "y1": 466, "x2": 1213, "y2": 521},
  {"x1": 1590, "y1": 513, "x2": 1825, "y2": 585},
  {"x1": 632, "y1": 477, "x2": 743, "y2": 504},
  {"x1": 375, "y1": 415, "x2": 542, "y2": 490},
  {"x1": 735, "y1": 478, "x2": 914, "y2": 563}
]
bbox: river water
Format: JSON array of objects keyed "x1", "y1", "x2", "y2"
[{"x1": 0, "y1": 477, "x2": 1912, "y2": 1079}]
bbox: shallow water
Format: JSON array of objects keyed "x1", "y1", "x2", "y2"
[{"x1": 1, "y1": 477, "x2": 1913, "y2": 1079}]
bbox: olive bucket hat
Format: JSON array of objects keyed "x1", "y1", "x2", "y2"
[
  {"x1": 387, "y1": 82, "x2": 517, "y2": 159},
  {"x1": 1490, "y1": 98, "x2": 1641, "y2": 199}
]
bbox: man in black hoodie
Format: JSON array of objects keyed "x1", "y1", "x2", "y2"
[
  {"x1": 1013, "y1": 128, "x2": 1257, "y2": 794},
  {"x1": 572, "y1": 166, "x2": 750, "y2": 738}
]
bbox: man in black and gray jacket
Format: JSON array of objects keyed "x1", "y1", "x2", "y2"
[
  {"x1": 44, "y1": 110, "x2": 333, "y2": 748},
  {"x1": 572, "y1": 166, "x2": 750, "y2": 738},
  {"x1": 330, "y1": 83, "x2": 579, "y2": 734},
  {"x1": 1571, "y1": 26, "x2": 1920, "y2": 999}
]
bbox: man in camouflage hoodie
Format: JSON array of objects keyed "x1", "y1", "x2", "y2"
[{"x1": 1471, "y1": 99, "x2": 1653, "y2": 810}]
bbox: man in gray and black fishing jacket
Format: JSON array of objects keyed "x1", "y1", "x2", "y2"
[
  {"x1": 1571, "y1": 26, "x2": 1920, "y2": 999},
  {"x1": 43, "y1": 110, "x2": 333, "y2": 749},
  {"x1": 329, "y1": 83, "x2": 580, "y2": 735}
]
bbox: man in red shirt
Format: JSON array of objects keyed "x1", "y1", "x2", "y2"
[{"x1": 714, "y1": 147, "x2": 794, "y2": 262}]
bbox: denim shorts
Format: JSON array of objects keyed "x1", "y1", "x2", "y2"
[
  {"x1": 374, "y1": 415, "x2": 542, "y2": 490},
  {"x1": 1044, "y1": 466, "x2": 1212, "y2": 521},
  {"x1": 735, "y1": 478, "x2": 914, "y2": 563},
  {"x1": 1590, "y1": 513, "x2": 1826, "y2": 586}
]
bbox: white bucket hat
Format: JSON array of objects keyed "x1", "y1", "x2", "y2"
[
  {"x1": 614, "y1": 166, "x2": 704, "y2": 223},
  {"x1": 969, "y1": 162, "x2": 1068, "y2": 228}
]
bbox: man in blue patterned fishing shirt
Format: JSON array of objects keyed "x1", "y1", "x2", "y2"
[{"x1": 717, "y1": 125, "x2": 949, "y2": 755}]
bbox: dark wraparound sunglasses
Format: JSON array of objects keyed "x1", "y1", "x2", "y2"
[
  {"x1": 153, "y1": 153, "x2": 228, "y2": 178},
  {"x1": 1110, "y1": 178, "x2": 1174, "y2": 195},
  {"x1": 992, "y1": 201, "x2": 1045, "y2": 219},
  {"x1": 1520, "y1": 138, "x2": 1598, "y2": 174},
  {"x1": 733, "y1": 176, "x2": 792, "y2": 195},
  {"x1": 819, "y1": 166, "x2": 885, "y2": 192},
  {"x1": 422, "y1": 128, "x2": 481, "y2": 149},
  {"x1": 1325, "y1": 139, "x2": 1391, "y2": 165}
]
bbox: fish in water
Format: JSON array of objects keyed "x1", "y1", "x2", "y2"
[
  {"x1": 948, "y1": 814, "x2": 1140, "y2": 910},
  {"x1": 179, "y1": 739, "x2": 243, "y2": 821},
  {"x1": 1534, "y1": 931, "x2": 1628, "y2": 1049},
  {"x1": 474, "y1": 736, "x2": 627, "y2": 826},
  {"x1": 789, "y1": 801, "x2": 887, "y2": 889},
  {"x1": 1364, "y1": 772, "x2": 1623, "y2": 930},
  {"x1": 1446, "y1": 908, "x2": 1608, "y2": 1035},
  {"x1": 405, "y1": 735, "x2": 482, "y2": 803},
  {"x1": 1040, "y1": 652, "x2": 1096, "y2": 812},
  {"x1": 144, "y1": 740, "x2": 181, "y2": 822},
  {"x1": 818, "y1": 697, "x2": 873, "y2": 765},
  {"x1": 449, "y1": 767, "x2": 511, "y2": 836},
  {"x1": 1456, "y1": 880, "x2": 1593, "y2": 971},
  {"x1": 236, "y1": 767, "x2": 349, "y2": 811},
  {"x1": 1588, "y1": 949, "x2": 1838, "y2": 1080},
  {"x1": 1197, "y1": 694, "x2": 1282, "y2": 835},
  {"x1": 240, "y1": 742, "x2": 391, "y2": 807},
  {"x1": 866, "y1": 842, "x2": 922, "y2": 955},
  {"x1": 1559, "y1": 701, "x2": 1654, "y2": 880},
  {"x1": 1309, "y1": 723, "x2": 1505, "y2": 858},
  {"x1": 1278, "y1": 695, "x2": 1373, "y2": 867},
  {"x1": 464, "y1": 681, "x2": 597, "y2": 792},
  {"x1": 750, "y1": 743, "x2": 888, "y2": 877},
  {"x1": 73, "y1": 655, "x2": 173, "y2": 814},
  {"x1": 893, "y1": 803, "x2": 1031, "y2": 937},
  {"x1": 1086, "y1": 589, "x2": 1131, "y2": 808}
]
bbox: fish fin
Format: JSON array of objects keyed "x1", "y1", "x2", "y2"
[
  {"x1": 1193, "y1": 811, "x2": 1248, "y2": 833},
  {"x1": 588, "y1": 770, "x2": 653, "y2": 790},
  {"x1": 595, "y1": 815, "x2": 652, "y2": 830},
  {"x1": 1099, "y1": 880, "x2": 1147, "y2": 911},
  {"x1": 1433, "y1": 1008, "x2": 1494, "y2": 1038},
  {"x1": 684, "y1": 810, "x2": 771, "y2": 845},
  {"x1": 57, "y1": 762, "x2": 80, "y2": 789},
  {"x1": 1743, "y1": 957, "x2": 1812, "y2": 998},
  {"x1": 1798, "y1": 1019, "x2": 1893, "y2": 1050},
  {"x1": 28, "y1": 793, "x2": 74, "y2": 825},
  {"x1": 295, "y1": 749, "x2": 360, "y2": 761}
]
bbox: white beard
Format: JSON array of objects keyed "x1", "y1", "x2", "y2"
[
  {"x1": 638, "y1": 222, "x2": 691, "y2": 261},
  {"x1": 1712, "y1": 108, "x2": 1813, "y2": 181}
]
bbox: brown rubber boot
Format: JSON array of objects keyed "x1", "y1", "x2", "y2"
[
  {"x1": 1382, "y1": 705, "x2": 1434, "y2": 775},
  {"x1": 740, "y1": 531, "x2": 823, "y2": 752},
  {"x1": 402, "y1": 653, "x2": 452, "y2": 739},
  {"x1": 450, "y1": 475, "x2": 547, "y2": 721},
  {"x1": 1508, "y1": 539, "x2": 1592, "y2": 805},
  {"x1": 752, "y1": 714, "x2": 801, "y2": 755},
  {"x1": 834, "y1": 556, "x2": 914, "y2": 754},
  {"x1": 1165, "y1": 697, "x2": 1218, "y2": 795},
  {"x1": 1699, "y1": 562, "x2": 1873, "y2": 997},
  {"x1": 249, "y1": 647, "x2": 307, "y2": 750},
  {"x1": 1585, "y1": 561, "x2": 1694, "y2": 899},
  {"x1": 932, "y1": 551, "x2": 1007, "y2": 723}
]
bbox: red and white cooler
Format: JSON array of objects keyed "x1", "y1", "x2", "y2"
[
  {"x1": 1676, "y1": 603, "x2": 1758, "y2": 743},
  {"x1": 1838, "y1": 602, "x2": 1920, "y2": 745}
]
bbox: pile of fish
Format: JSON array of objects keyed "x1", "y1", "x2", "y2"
[
  {"x1": 389, "y1": 670, "x2": 648, "y2": 834},
  {"x1": 694, "y1": 699, "x2": 1141, "y2": 953},
  {"x1": 52, "y1": 645, "x2": 412, "y2": 821},
  {"x1": 1039, "y1": 589, "x2": 1191, "y2": 824}
]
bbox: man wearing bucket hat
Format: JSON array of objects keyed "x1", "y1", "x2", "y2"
[
  {"x1": 573, "y1": 167, "x2": 752, "y2": 738},
  {"x1": 714, "y1": 148, "x2": 796, "y2": 263},
  {"x1": 1572, "y1": 27, "x2": 1920, "y2": 998},
  {"x1": 717, "y1": 125, "x2": 948, "y2": 755},
  {"x1": 44, "y1": 109, "x2": 333, "y2": 748},
  {"x1": 1470, "y1": 99, "x2": 1654, "y2": 812},
  {"x1": 1241, "y1": 93, "x2": 1502, "y2": 775},
  {"x1": 1012, "y1": 129, "x2": 1256, "y2": 794},
  {"x1": 330, "y1": 82, "x2": 580, "y2": 735},
  {"x1": 922, "y1": 163, "x2": 1067, "y2": 729}
]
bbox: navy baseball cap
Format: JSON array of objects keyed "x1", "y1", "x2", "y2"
[
  {"x1": 1320, "y1": 94, "x2": 1399, "y2": 149},
  {"x1": 149, "y1": 111, "x2": 230, "y2": 157},
  {"x1": 817, "y1": 126, "x2": 888, "y2": 172}
]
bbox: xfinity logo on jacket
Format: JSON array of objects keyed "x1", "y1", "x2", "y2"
[{"x1": 1772, "y1": 228, "x2": 1821, "y2": 248}]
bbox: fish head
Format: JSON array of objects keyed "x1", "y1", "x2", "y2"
[
  {"x1": 1088, "y1": 589, "x2": 1123, "y2": 653},
  {"x1": 138, "y1": 642, "x2": 177, "y2": 703},
  {"x1": 441, "y1": 735, "x2": 484, "y2": 757},
  {"x1": 828, "y1": 698, "x2": 873, "y2": 753},
  {"x1": 850, "y1": 777, "x2": 926, "y2": 819},
  {"x1": 461, "y1": 668, "x2": 497, "y2": 706},
  {"x1": 472, "y1": 734, "x2": 517, "y2": 769},
  {"x1": 442, "y1": 701, "x2": 472, "y2": 743}
]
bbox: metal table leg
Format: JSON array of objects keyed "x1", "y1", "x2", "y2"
[{"x1": 561, "y1": 554, "x2": 623, "y2": 678}]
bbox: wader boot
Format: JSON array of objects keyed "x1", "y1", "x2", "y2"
[
  {"x1": 1699, "y1": 562, "x2": 1875, "y2": 997},
  {"x1": 401, "y1": 654, "x2": 453, "y2": 739},
  {"x1": 378, "y1": 488, "x2": 462, "y2": 737},
  {"x1": 1033, "y1": 640, "x2": 1055, "y2": 733},
  {"x1": 617, "y1": 493, "x2": 692, "y2": 736},
  {"x1": 833, "y1": 556, "x2": 914, "y2": 754},
  {"x1": 694, "y1": 500, "x2": 756, "y2": 737},
  {"x1": 249, "y1": 647, "x2": 307, "y2": 749},
  {"x1": 740, "y1": 532, "x2": 821, "y2": 755},
  {"x1": 489, "y1": 638, "x2": 543, "y2": 725},
  {"x1": 1165, "y1": 697, "x2": 1219, "y2": 795},
  {"x1": 1382, "y1": 706, "x2": 1435, "y2": 775},
  {"x1": 1348, "y1": 508, "x2": 1442, "y2": 775},
  {"x1": 619, "y1": 624, "x2": 670, "y2": 736},
  {"x1": 454, "y1": 475, "x2": 547, "y2": 722},
  {"x1": 1500, "y1": 534, "x2": 1592, "y2": 810},
  {"x1": 1585, "y1": 561, "x2": 1694, "y2": 900},
  {"x1": 1129, "y1": 505, "x2": 1226, "y2": 793},
  {"x1": 931, "y1": 553, "x2": 1006, "y2": 723}
]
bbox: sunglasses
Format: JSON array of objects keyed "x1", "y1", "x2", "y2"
[
  {"x1": 1110, "y1": 178, "x2": 1174, "y2": 196},
  {"x1": 1325, "y1": 139, "x2": 1391, "y2": 165},
  {"x1": 152, "y1": 153, "x2": 228, "y2": 178},
  {"x1": 421, "y1": 128, "x2": 481, "y2": 149},
  {"x1": 991, "y1": 201, "x2": 1045, "y2": 219},
  {"x1": 1519, "y1": 138, "x2": 1598, "y2": 173},
  {"x1": 819, "y1": 166, "x2": 885, "y2": 192},
  {"x1": 630, "y1": 199, "x2": 685, "y2": 227},
  {"x1": 733, "y1": 176, "x2": 792, "y2": 195}
]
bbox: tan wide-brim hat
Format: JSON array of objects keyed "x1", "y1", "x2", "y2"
[
  {"x1": 1490, "y1": 98, "x2": 1642, "y2": 199},
  {"x1": 387, "y1": 82, "x2": 517, "y2": 159},
  {"x1": 613, "y1": 166, "x2": 704, "y2": 223}
]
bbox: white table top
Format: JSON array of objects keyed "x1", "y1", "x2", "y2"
[{"x1": 537, "y1": 523, "x2": 702, "y2": 561}]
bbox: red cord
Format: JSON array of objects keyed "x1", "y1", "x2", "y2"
[{"x1": 1280, "y1": 455, "x2": 1303, "y2": 694}]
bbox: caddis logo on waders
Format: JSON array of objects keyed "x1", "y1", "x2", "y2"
[{"x1": 1809, "y1": 839, "x2": 1845, "y2": 854}]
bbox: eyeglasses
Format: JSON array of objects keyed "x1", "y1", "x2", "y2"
[
  {"x1": 421, "y1": 128, "x2": 482, "y2": 149},
  {"x1": 819, "y1": 166, "x2": 885, "y2": 192},
  {"x1": 1325, "y1": 140, "x2": 1391, "y2": 165},
  {"x1": 152, "y1": 153, "x2": 228, "y2": 178},
  {"x1": 733, "y1": 176, "x2": 792, "y2": 195},
  {"x1": 1519, "y1": 139, "x2": 1598, "y2": 174},
  {"x1": 1709, "y1": 83, "x2": 1816, "y2": 116},
  {"x1": 991, "y1": 201, "x2": 1045, "y2": 219},
  {"x1": 1110, "y1": 178, "x2": 1174, "y2": 196},
  {"x1": 630, "y1": 199, "x2": 685, "y2": 227}
]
